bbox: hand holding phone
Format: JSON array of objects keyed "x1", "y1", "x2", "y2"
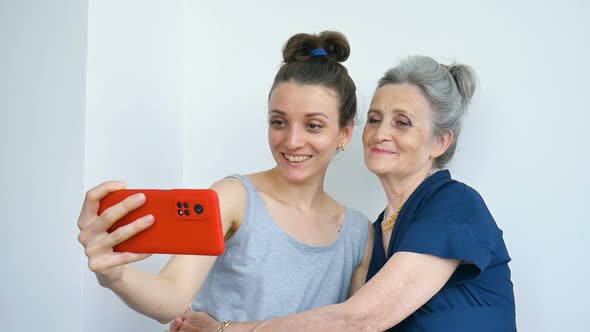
[
  {"x1": 77, "y1": 181, "x2": 154, "y2": 286},
  {"x1": 98, "y1": 189, "x2": 225, "y2": 255}
]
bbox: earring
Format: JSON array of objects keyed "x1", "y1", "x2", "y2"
[{"x1": 338, "y1": 144, "x2": 346, "y2": 152}]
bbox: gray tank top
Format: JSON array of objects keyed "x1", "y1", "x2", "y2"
[{"x1": 191, "y1": 174, "x2": 369, "y2": 321}]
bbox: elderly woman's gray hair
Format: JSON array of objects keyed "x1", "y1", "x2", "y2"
[{"x1": 377, "y1": 55, "x2": 478, "y2": 168}]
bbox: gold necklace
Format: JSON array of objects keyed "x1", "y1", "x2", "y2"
[
  {"x1": 381, "y1": 169, "x2": 438, "y2": 232},
  {"x1": 382, "y1": 203, "x2": 403, "y2": 231}
]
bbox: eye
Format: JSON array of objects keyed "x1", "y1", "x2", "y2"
[
  {"x1": 366, "y1": 116, "x2": 381, "y2": 125},
  {"x1": 269, "y1": 118, "x2": 286, "y2": 128},
  {"x1": 307, "y1": 122, "x2": 324, "y2": 132},
  {"x1": 394, "y1": 116, "x2": 412, "y2": 129}
]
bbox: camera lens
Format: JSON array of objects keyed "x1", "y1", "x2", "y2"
[
  {"x1": 183, "y1": 202, "x2": 189, "y2": 208},
  {"x1": 194, "y1": 204, "x2": 204, "y2": 214},
  {"x1": 184, "y1": 210, "x2": 190, "y2": 216},
  {"x1": 176, "y1": 202, "x2": 182, "y2": 208}
]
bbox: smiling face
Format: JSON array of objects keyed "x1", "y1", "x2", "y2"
[
  {"x1": 363, "y1": 83, "x2": 451, "y2": 180},
  {"x1": 268, "y1": 81, "x2": 352, "y2": 184}
]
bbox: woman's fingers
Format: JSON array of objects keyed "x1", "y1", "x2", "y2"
[
  {"x1": 83, "y1": 214, "x2": 154, "y2": 257},
  {"x1": 178, "y1": 312, "x2": 219, "y2": 331},
  {"x1": 106, "y1": 214, "x2": 155, "y2": 247},
  {"x1": 78, "y1": 181, "x2": 126, "y2": 230},
  {"x1": 168, "y1": 316, "x2": 184, "y2": 331},
  {"x1": 85, "y1": 192, "x2": 147, "y2": 236},
  {"x1": 76, "y1": 181, "x2": 156, "y2": 282}
]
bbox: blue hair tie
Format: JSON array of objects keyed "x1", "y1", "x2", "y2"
[{"x1": 310, "y1": 48, "x2": 328, "y2": 57}]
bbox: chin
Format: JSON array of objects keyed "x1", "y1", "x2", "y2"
[
  {"x1": 364, "y1": 158, "x2": 388, "y2": 176},
  {"x1": 366, "y1": 167, "x2": 389, "y2": 178}
]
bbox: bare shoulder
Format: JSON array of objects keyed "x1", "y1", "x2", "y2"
[
  {"x1": 244, "y1": 171, "x2": 272, "y2": 193},
  {"x1": 210, "y1": 176, "x2": 244, "y2": 196},
  {"x1": 209, "y1": 176, "x2": 247, "y2": 235}
]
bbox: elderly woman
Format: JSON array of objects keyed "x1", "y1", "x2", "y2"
[{"x1": 171, "y1": 55, "x2": 516, "y2": 332}]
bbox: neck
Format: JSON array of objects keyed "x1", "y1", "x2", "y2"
[
  {"x1": 265, "y1": 167, "x2": 327, "y2": 210},
  {"x1": 379, "y1": 166, "x2": 436, "y2": 212}
]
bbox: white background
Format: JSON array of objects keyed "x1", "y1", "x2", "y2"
[{"x1": 1, "y1": 0, "x2": 588, "y2": 331}]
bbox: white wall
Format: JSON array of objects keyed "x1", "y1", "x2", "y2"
[
  {"x1": 0, "y1": 0, "x2": 88, "y2": 330},
  {"x1": 183, "y1": 1, "x2": 589, "y2": 331},
  {"x1": 83, "y1": 1, "x2": 184, "y2": 331}
]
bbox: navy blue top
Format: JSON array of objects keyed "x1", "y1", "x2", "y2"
[{"x1": 367, "y1": 170, "x2": 516, "y2": 331}]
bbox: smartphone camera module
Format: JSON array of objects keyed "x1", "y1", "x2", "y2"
[{"x1": 177, "y1": 202, "x2": 192, "y2": 218}]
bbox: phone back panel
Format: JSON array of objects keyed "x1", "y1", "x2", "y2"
[{"x1": 98, "y1": 189, "x2": 225, "y2": 255}]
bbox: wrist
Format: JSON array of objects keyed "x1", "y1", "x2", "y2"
[{"x1": 217, "y1": 320, "x2": 234, "y2": 332}]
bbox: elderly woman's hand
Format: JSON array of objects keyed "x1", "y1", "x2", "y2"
[
  {"x1": 167, "y1": 315, "x2": 185, "y2": 331},
  {"x1": 167, "y1": 311, "x2": 219, "y2": 332}
]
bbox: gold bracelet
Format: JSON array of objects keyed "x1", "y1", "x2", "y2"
[{"x1": 216, "y1": 320, "x2": 234, "y2": 332}]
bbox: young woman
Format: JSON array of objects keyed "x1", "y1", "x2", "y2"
[{"x1": 76, "y1": 31, "x2": 373, "y2": 326}]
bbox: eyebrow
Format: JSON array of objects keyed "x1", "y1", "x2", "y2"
[
  {"x1": 368, "y1": 108, "x2": 414, "y2": 119},
  {"x1": 269, "y1": 110, "x2": 329, "y2": 119}
]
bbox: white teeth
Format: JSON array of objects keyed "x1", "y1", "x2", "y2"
[{"x1": 284, "y1": 154, "x2": 312, "y2": 163}]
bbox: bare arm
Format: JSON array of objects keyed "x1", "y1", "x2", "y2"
[
  {"x1": 78, "y1": 178, "x2": 245, "y2": 323},
  {"x1": 348, "y1": 221, "x2": 374, "y2": 297},
  {"x1": 168, "y1": 222, "x2": 376, "y2": 332},
  {"x1": 250, "y1": 252, "x2": 460, "y2": 332},
  {"x1": 101, "y1": 252, "x2": 219, "y2": 323},
  {"x1": 175, "y1": 248, "x2": 458, "y2": 332},
  {"x1": 189, "y1": 222, "x2": 374, "y2": 332}
]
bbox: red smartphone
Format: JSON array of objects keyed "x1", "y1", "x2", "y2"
[{"x1": 98, "y1": 189, "x2": 225, "y2": 255}]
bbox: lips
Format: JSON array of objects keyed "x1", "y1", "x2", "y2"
[{"x1": 371, "y1": 147, "x2": 395, "y2": 154}]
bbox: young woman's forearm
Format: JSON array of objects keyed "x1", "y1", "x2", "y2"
[{"x1": 99, "y1": 265, "x2": 189, "y2": 323}]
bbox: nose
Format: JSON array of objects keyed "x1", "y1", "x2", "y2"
[
  {"x1": 374, "y1": 122, "x2": 393, "y2": 142},
  {"x1": 285, "y1": 125, "x2": 306, "y2": 150}
]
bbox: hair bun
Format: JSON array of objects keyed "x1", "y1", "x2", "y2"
[
  {"x1": 448, "y1": 64, "x2": 478, "y2": 108},
  {"x1": 282, "y1": 31, "x2": 350, "y2": 64}
]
